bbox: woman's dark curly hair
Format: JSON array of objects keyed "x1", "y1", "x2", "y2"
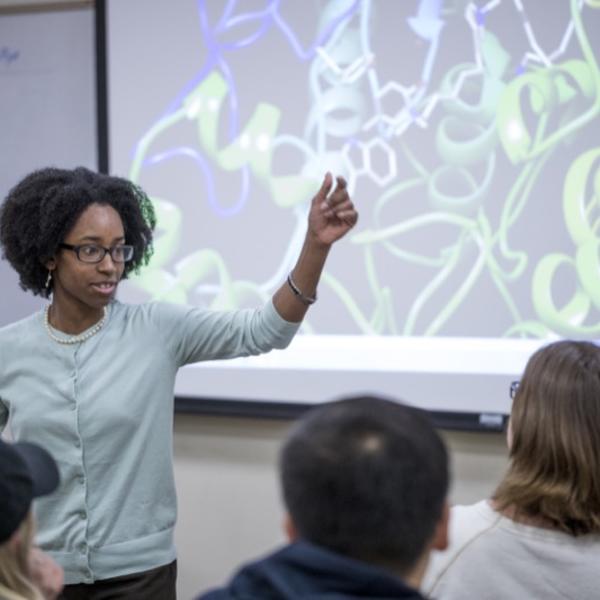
[{"x1": 0, "y1": 166, "x2": 156, "y2": 298}]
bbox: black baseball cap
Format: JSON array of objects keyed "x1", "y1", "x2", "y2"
[{"x1": 0, "y1": 438, "x2": 59, "y2": 544}]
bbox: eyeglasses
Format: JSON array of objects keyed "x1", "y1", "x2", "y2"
[
  {"x1": 59, "y1": 243, "x2": 134, "y2": 264},
  {"x1": 509, "y1": 380, "x2": 520, "y2": 400}
]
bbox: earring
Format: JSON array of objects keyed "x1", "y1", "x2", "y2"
[{"x1": 45, "y1": 270, "x2": 52, "y2": 290}]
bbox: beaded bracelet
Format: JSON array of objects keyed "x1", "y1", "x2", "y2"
[{"x1": 287, "y1": 272, "x2": 317, "y2": 305}]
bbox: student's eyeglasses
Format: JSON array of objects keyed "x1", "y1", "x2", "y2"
[
  {"x1": 59, "y1": 243, "x2": 134, "y2": 264},
  {"x1": 509, "y1": 380, "x2": 520, "y2": 400}
]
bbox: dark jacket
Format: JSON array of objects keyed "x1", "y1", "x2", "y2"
[{"x1": 197, "y1": 541, "x2": 428, "y2": 599}]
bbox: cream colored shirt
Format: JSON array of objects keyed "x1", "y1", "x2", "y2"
[{"x1": 424, "y1": 500, "x2": 600, "y2": 600}]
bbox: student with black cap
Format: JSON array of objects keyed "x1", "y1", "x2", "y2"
[{"x1": 0, "y1": 438, "x2": 63, "y2": 600}]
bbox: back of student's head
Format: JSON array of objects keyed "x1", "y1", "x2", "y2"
[
  {"x1": 495, "y1": 340, "x2": 600, "y2": 535},
  {"x1": 279, "y1": 396, "x2": 449, "y2": 574}
]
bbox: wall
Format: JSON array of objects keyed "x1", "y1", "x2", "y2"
[{"x1": 173, "y1": 414, "x2": 509, "y2": 600}]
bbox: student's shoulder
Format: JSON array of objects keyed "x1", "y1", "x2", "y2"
[
  {"x1": 450, "y1": 500, "x2": 498, "y2": 531},
  {"x1": 423, "y1": 500, "x2": 499, "y2": 592},
  {"x1": 444, "y1": 500, "x2": 504, "y2": 551}
]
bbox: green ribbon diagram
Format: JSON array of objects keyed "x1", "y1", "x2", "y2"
[{"x1": 123, "y1": 0, "x2": 600, "y2": 339}]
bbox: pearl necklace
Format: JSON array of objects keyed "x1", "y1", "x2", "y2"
[{"x1": 44, "y1": 305, "x2": 108, "y2": 345}]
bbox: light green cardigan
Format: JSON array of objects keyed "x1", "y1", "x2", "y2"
[{"x1": 0, "y1": 300, "x2": 299, "y2": 584}]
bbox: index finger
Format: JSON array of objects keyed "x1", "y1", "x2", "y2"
[{"x1": 314, "y1": 172, "x2": 333, "y2": 204}]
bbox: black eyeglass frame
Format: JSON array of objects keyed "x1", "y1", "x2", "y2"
[
  {"x1": 509, "y1": 380, "x2": 520, "y2": 400},
  {"x1": 59, "y1": 243, "x2": 134, "y2": 264}
]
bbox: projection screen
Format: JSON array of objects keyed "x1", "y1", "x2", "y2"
[{"x1": 105, "y1": 0, "x2": 600, "y2": 424}]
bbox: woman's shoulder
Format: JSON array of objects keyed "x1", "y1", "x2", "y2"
[
  {"x1": 108, "y1": 300, "x2": 213, "y2": 341},
  {"x1": 110, "y1": 298, "x2": 200, "y2": 323},
  {"x1": 425, "y1": 503, "x2": 600, "y2": 599},
  {"x1": 449, "y1": 499, "x2": 498, "y2": 529},
  {"x1": 0, "y1": 310, "x2": 43, "y2": 341},
  {"x1": 441, "y1": 500, "x2": 501, "y2": 553},
  {"x1": 0, "y1": 312, "x2": 44, "y2": 377}
]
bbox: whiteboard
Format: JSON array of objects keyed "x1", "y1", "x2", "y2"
[{"x1": 0, "y1": 6, "x2": 97, "y2": 324}]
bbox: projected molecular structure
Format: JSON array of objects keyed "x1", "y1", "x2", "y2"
[{"x1": 124, "y1": 0, "x2": 600, "y2": 340}]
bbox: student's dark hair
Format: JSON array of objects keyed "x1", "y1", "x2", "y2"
[
  {"x1": 0, "y1": 166, "x2": 156, "y2": 297},
  {"x1": 280, "y1": 395, "x2": 449, "y2": 574},
  {"x1": 494, "y1": 340, "x2": 600, "y2": 536}
]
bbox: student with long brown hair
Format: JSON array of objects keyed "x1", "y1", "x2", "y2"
[{"x1": 424, "y1": 340, "x2": 600, "y2": 599}]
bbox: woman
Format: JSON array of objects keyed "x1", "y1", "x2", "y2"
[
  {"x1": 0, "y1": 438, "x2": 63, "y2": 600},
  {"x1": 424, "y1": 340, "x2": 600, "y2": 599},
  {"x1": 0, "y1": 166, "x2": 357, "y2": 599}
]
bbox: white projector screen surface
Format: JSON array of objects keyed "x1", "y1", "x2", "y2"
[{"x1": 107, "y1": 0, "x2": 600, "y2": 416}]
